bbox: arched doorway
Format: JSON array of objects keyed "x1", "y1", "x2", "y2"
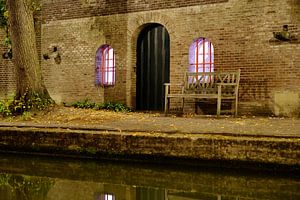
[{"x1": 136, "y1": 24, "x2": 170, "y2": 111}]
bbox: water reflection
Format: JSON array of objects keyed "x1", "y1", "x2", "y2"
[{"x1": 0, "y1": 154, "x2": 299, "y2": 200}]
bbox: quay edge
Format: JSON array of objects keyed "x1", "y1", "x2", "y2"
[{"x1": 0, "y1": 127, "x2": 299, "y2": 172}]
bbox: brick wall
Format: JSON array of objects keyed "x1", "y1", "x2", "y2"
[
  {"x1": 1, "y1": 0, "x2": 300, "y2": 116},
  {"x1": 41, "y1": 16, "x2": 129, "y2": 103},
  {"x1": 0, "y1": 29, "x2": 16, "y2": 99},
  {"x1": 41, "y1": 0, "x2": 300, "y2": 116},
  {"x1": 41, "y1": 0, "x2": 228, "y2": 22}
]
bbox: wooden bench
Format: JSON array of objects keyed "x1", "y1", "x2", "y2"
[{"x1": 164, "y1": 69, "x2": 241, "y2": 116}]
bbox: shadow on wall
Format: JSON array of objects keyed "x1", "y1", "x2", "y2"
[
  {"x1": 239, "y1": 81, "x2": 299, "y2": 117},
  {"x1": 271, "y1": 91, "x2": 299, "y2": 117}
]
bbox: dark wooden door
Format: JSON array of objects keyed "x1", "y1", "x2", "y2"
[{"x1": 136, "y1": 24, "x2": 170, "y2": 111}]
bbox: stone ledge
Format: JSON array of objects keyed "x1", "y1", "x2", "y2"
[
  {"x1": 0, "y1": 122, "x2": 299, "y2": 138},
  {"x1": 0, "y1": 127, "x2": 299, "y2": 170}
]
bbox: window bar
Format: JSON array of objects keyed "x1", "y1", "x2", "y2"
[
  {"x1": 104, "y1": 48, "x2": 107, "y2": 85},
  {"x1": 209, "y1": 42, "x2": 212, "y2": 82},
  {"x1": 108, "y1": 48, "x2": 111, "y2": 85},
  {"x1": 111, "y1": 49, "x2": 115, "y2": 85},
  {"x1": 196, "y1": 39, "x2": 199, "y2": 75},
  {"x1": 108, "y1": 57, "x2": 110, "y2": 84},
  {"x1": 103, "y1": 47, "x2": 107, "y2": 85},
  {"x1": 106, "y1": 48, "x2": 108, "y2": 85},
  {"x1": 105, "y1": 47, "x2": 110, "y2": 85},
  {"x1": 203, "y1": 38, "x2": 205, "y2": 73},
  {"x1": 95, "y1": 52, "x2": 99, "y2": 86},
  {"x1": 101, "y1": 48, "x2": 105, "y2": 86}
]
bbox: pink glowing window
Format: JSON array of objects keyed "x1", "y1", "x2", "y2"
[
  {"x1": 95, "y1": 45, "x2": 115, "y2": 86},
  {"x1": 189, "y1": 38, "x2": 214, "y2": 74},
  {"x1": 96, "y1": 193, "x2": 115, "y2": 200}
]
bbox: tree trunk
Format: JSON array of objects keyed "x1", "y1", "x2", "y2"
[{"x1": 7, "y1": 0, "x2": 50, "y2": 100}]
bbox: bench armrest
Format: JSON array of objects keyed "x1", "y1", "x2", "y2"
[
  {"x1": 164, "y1": 83, "x2": 184, "y2": 95},
  {"x1": 164, "y1": 83, "x2": 184, "y2": 90},
  {"x1": 164, "y1": 83, "x2": 183, "y2": 86},
  {"x1": 216, "y1": 83, "x2": 238, "y2": 86}
]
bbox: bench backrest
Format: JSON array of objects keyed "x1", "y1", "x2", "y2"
[{"x1": 183, "y1": 69, "x2": 241, "y2": 95}]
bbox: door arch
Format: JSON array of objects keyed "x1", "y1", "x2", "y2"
[{"x1": 136, "y1": 23, "x2": 170, "y2": 111}]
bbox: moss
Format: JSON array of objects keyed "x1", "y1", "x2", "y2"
[{"x1": 83, "y1": 147, "x2": 98, "y2": 155}]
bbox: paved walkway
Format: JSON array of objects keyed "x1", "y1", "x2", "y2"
[{"x1": 0, "y1": 112, "x2": 299, "y2": 138}]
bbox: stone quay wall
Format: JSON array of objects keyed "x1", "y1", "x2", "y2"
[{"x1": 0, "y1": 127, "x2": 299, "y2": 169}]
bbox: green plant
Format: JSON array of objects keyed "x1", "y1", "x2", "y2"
[
  {"x1": 85, "y1": 147, "x2": 97, "y2": 155},
  {"x1": 21, "y1": 111, "x2": 32, "y2": 121},
  {"x1": 0, "y1": 89, "x2": 54, "y2": 117},
  {"x1": 70, "y1": 100, "x2": 131, "y2": 112},
  {"x1": 100, "y1": 102, "x2": 131, "y2": 112},
  {"x1": 3, "y1": 36, "x2": 10, "y2": 46},
  {"x1": 31, "y1": 0, "x2": 41, "y2": 11},
  {"x1": 0, "y1": 100, "x2": 12, "y2": 116},
  {"x1": 0, "y1": 0, "x2": 12, "y2": 59},
  {"x1": 0, "y1": 174, "x2": 11, "y2": 186},
  {"x1": 10, "y1": 90, "x2": 54, "y2": 115},
  {"x1": 71, "y1": 99, "x2": 95, "y2": 109},
  {"x1": 1, "y1": 174, "x2": 55, "y2": 199},
  {"x1": 0, "y1": 0, "x2": 8, "y2": 27}
]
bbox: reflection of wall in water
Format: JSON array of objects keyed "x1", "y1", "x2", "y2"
[
  {"x1": 136, "y1": 187, "x2": 167, "y2": 200},
  {"x1": 0, "y1": 173, "x2": 299, "y2": 200},
  {"x1": 46, "y1": 181, "x2": 136, "y2": 200},
  {"x1": 0, "y1": 154, "x2": 299, "y2": 200}
]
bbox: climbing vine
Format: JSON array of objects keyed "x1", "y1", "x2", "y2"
[
  {"x1": 0, "y1": 0, "x2": 12, "y2": 59},
  {"x1": 0, "y1": 0, "x2": 8, "y2": 27},
  {"x1": 0, "y1": 0, "x2": 41, "y2": 59}
]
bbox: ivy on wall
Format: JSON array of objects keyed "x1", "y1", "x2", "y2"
[
  {"x1": 0, "y1": 0, "x2": 8, "y2": 27},
  {"x1": 0, "y1": 0, "x2": 40, "y2": 59},
  {"x1": 0, "y1": 0, "x2": 12, "y2": 59}
]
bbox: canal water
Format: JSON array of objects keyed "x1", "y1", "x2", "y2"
[{"x1": 0, "y1": 154, "x2": 299, "y2": 200}]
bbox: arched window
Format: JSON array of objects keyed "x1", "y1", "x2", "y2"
[
  {"x1": 95, "y1": 45, "x2": 115, "y2": 86},
  {"x1": 189, "y1": 38, "x2": 214, "y2": 74}
]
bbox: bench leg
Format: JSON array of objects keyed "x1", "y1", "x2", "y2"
[
  {"x1": 217, "y1": 86, "x2": 221, "y2": 117},
  {"x1": 235, "y1": 97, "x2": 238, "y2": 116},
  {"x1": 164, "y1": 97, "x2": 169, "y2": 116},
  {"x1": 182, "y1": 98, "x2": 185, "y2": 114},
  {"x1": 164, "y1": 85, "x2": 169, "y2": 116},
  {"x1": 217, "y1": 98, "x2": 221, "y2": 117}
]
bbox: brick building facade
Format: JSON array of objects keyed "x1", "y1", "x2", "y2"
[{"x1": 0, "y1": 0, "x2": 299, "y2": 116}]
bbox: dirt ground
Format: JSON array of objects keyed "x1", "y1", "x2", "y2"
[{"x1": 0, "y1": 105, "x2": 299, "y2": 137}]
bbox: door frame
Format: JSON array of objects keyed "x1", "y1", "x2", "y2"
[{"x1": 135, "y1": 23, "x2": 170, "y2": 111}]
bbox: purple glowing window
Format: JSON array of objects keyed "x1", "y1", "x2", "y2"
[
  {"x1": 96, "y1": 193, "x2": 115, "y2": 200},
  {"x1": 95, "y1": 45, "x2": 115, "y2": 86},
  {"x1": 189, "y1": 38, "x2": 214, "y2": 73}
]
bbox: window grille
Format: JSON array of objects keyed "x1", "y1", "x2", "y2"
[
  {"x1": 95, "y1": 45, "x2": 115, "y2": 86},
  {"x1": 189, "y1": 38, "x2": 214, "y2": 82}
]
